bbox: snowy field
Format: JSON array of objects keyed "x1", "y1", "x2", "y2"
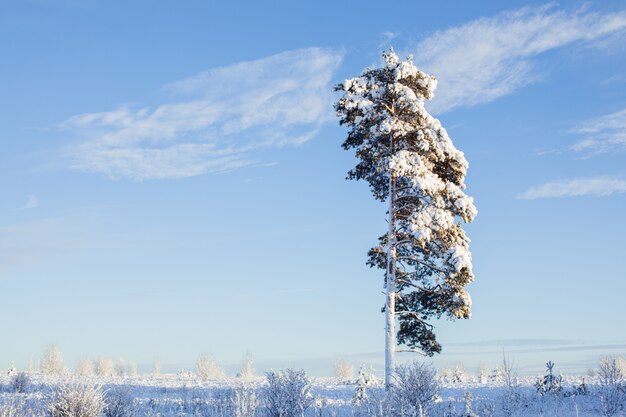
[{"x1": 1, "y1": 369, "x2": 625, "y2": 417}]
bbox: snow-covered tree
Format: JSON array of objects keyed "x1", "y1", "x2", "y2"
[
  {"x1": 40, "y1": 344, "x2": 65, "y2": 375},
  {"x1": 335, "y1": 48, "x2": 477, "y2": 387}
]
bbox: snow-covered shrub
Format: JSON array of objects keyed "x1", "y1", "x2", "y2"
[
  {"x1": 478, "y1": 366, "x2": 490, "y2": 384},
  {"x1": 152, "y1": 358, "x2": 160, "y2": 376},
  {"x1": 264, "y1": 369, "x2": 313, "y2": 417},
  {"x1": 498, "y1": 355, "x2": 518, "y2": 387},
  {"x1": 535, "y1": 361, "x2": 563, "y2": 396},
  {"x1": 104, "y1": 386, "x2": 136, "y2": 417},
  {"x1": 597, "y1": 356, "x2": 626, "y2": 417},
  {"x1": 75, "y1": 359, "x2": 94, "y2": 377},
  {"x1": 229, "y1": 385, "x2": 259, "y2": 417},
  {"x1": 390, "y1": 361, "x2": 439, "y2": 417},
  {"x1": 353, "y1": 366, "x2": 377, "y2": 406},
  {"x1": 598, "y1": 356, "x2": 626, "y2": 386},
  {"x1": 41, "y1": 345, "x2": 65, "y2": 376},
  {"x1": 238, "y1": 352, "x2": 255, "y2": 379},
  {"x1": 47, "y1": 384, "x2": 105, "y2": 417},
  {"x1": 441, "y1": 364, "x2": 468, "y2": 384},
  {"x1": 334, "y1": 359, "x2": 354, "y2": 381},
  {"x1": 9, "y1": 371, "x2": 31, "y2": 393},
  {"x1": 126, "y1": 361, "x2": 137, "y2": 378},
  {"x1": 93, "y1": 357, "x2": 114, "y2": 377},
  {"x1": 196, "y1": 353, "x2": 225, "y2": 381},
  {"x1": 114, "y1": 358, "x2": 126, "y2": 377}
]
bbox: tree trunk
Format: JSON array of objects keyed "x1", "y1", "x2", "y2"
[{"x1": 385, "y1": 166, "x2": 397, "y2": 390}]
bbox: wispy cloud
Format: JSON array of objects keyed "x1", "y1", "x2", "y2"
[
  {"x1": 570, "y1": 108, "x2": 626, "y2": 155},
  {"x1": 518, "y1": 176, "x2": 626, "y2": 199},
  {"x1": 15, "y1": 194, "x2": 39, "y2": 211},
  {"x1": 59, "y1": 48, "x2": 344, "y2": 180},
  {"x1": 412, "y1": 4, "x2": 626, "y2": 113}
]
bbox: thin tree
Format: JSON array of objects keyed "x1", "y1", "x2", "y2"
[{"x1": 335, "y1": 48, "x2": 477, "y2": 388}]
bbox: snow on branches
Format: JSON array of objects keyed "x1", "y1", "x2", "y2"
[{"x1": 335, "y1": 48, "x2": 477, "y2": 360}]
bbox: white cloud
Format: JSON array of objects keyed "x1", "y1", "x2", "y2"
[
  {"x1": 412, "y1": 4, "x2": 626, "y2": 113},
  {"x1": 570, "y1": 108, "x2": 626, "y2": 155},
  {"x1": 59, "y1": 48, "x2": 344, "y2": 180},
  {"x1": 518, "y1": 176, "x2": 626, "y2": 199},
  {"x1": 16, "y1": 194, "x2": 39, "y2": 211}
]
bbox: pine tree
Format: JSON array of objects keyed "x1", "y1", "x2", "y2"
[{"x1": 335, "y1": 48, "x2": 477, "y2": 388}]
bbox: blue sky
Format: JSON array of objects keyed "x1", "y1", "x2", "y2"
[{"x1": 1, "y1": 0, "x2": 626, "y2": 376}]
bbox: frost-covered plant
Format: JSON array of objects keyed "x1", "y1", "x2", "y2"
[
  {"x1": 390, "y1": 361, "x2": 439, "y2": 417},
  {"x1": 598, "y1": 356, "x2": 626, "y2": 386},
  {"x1": 353, "y1": 366, "x2": 378, "y2": 406},
  {"x1": 535, "y1": 361, "x2": 563, "y2": 395},
  {"x1": 104, "y1": 386, "x2": 136, "y2": 417},
  {"x1": 441, "y1": 364, "x2": 467, "y2": 384},
  {"x1": 478, "y1": 366, "x2": 490, "y2": 384},
  {"x1": 229, "y1": 385, "x2": 259, "y2": 417},
  {"x1": 152, "y1": 358, "x2": 160, "y2": 376},
  {"x1": 93, "y1": 358, "x2": 114, "y2": 377},
  {"x1": 41, "y1": 345, "x2": 65, "y2": 376},
  {"x1": 597, "y1": 356, "x2": 626, "y2": 417},
  {"x1": 47, "y1": 383, "x2": 105, "y2": 417},
  {"x1": 75, "y1": 359, "x2": 94, "y2": 377},
  {"x1": 238, "y1": 352, "x2": 255, "y2": 379},
  {"x1": 196, "y1": 353, "x2": 225, "y2": 381},
  {"x1": 498, "y1": 354, "x2": 518, "y2": 388},
  {"x1": 335, "y1": 48, "x2": 477, "y2": 386},
  {"x1": 334, "y1": 359, "x2": 354, "y2": 381},
  {"x1": 264, "y1": 369, "x2": 313, "y2": 417},
  {"x1": 114, "y1": 358, "x2": 126, "y2": 377},
  {"x1": 9, "y1": 371, "x2": 31, "y2": 393}
]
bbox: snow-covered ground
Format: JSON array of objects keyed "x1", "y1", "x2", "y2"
[{"x1": 1, "y1": 371, "x2": 624, "y2": 417}]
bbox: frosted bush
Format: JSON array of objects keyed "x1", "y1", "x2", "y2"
[
  {"x1": 47, "y1": 383, "x2": 105, "y2": 417},
  {"x1": 391, "y1": 361, "x2": 439, "y2": 417},
  {"x1": 104, "y1": 386, "x2": 136, "y2": 417},
  {"x1": 114, "y1": 358, "x2": 126, "y2": 377},
  {"x1": 196, "y1": 354, "x2": 225, "y2": 381},
  {"x1": 353, "y1": 366, "x2": 378, "y2": 406},
  {"x1": 152, "y1": 358, "x2": 160, "y2": 376},
  {"x1": 41, "y1": 345, "x2": 65, "y2": 376},
  {"x1": 93, "y1": 358, "x2": 114, "y2": 377},
  {"x1": 229, "y1": 385, "x2": 259, "y2": 417},
  {"x1": 333, "y1": 359, "x2": 354, "y2": 381},
  {"x1": 239, "y1": 353, "x2": 255, "y2": 379},
  {"x1": 9, "y1": 371, "x2": 31, "y2": 393},
  {"x1": 264, "y1": 369, "x2": 313, "y2": 417},
  {"x1": 597, "y1": 356, "x2": 626, "y2": 417},
  {"x1": 75, "y1": 359, "x2": 94, "y2": 377}
]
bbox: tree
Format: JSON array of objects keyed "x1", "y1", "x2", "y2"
[
  {"x1": 335, "y1": 48, "x2": 477, "y2": 388},
  {"x1": 40, "y1": 344, "x2": 65, "y2": 375}
]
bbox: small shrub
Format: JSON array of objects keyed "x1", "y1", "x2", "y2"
[
  {"x1": 104, "y1": 386, "x2": 136, "y2": 417},
  {"x1": 41, "y1": 345, "x2": 65, "y2": 376},
  {"x1": 597, "y1": 356, "x2": 626, "y2": 417},
  {"x1": 196, "y1": 353, "x2": 225, "y2": 381},
  {"x1": 264, "y1": 368, "x2": 313, "y2": 417},
  {"x1": 47, "y1": 383, "x2": 105, "y2": 417},
  {"x1": 93, "y1": 358, "x2": 114, "y2": 377},
  {"x1": 535, "y1": 361, "x2": 562, "y2": 396},
  {"x1": 334, "y1": 359, "x2": 354, "y2": 381},
  {"x1": 230, "y1": 385, "x2": 259, "y2": 417},
  {"x1": 353, "y1": 366, "x2": 377, "y2": 406},
  {"x1": 10, "y1": 371, "x2": 31, "y2": 393},
  {"x1": 75, "y1": 359, "x2": 94, "y2": 377},
  {"x1": 238, "y1": 353, "x2": 255, "y2": 379},
  {"x1": 391, "y1": 361, "x2": 439, "y2": 417}
]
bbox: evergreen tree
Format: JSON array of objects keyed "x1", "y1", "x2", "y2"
[{"x1": 335, "y1": 48, "x2": 477, "y2": 387}]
